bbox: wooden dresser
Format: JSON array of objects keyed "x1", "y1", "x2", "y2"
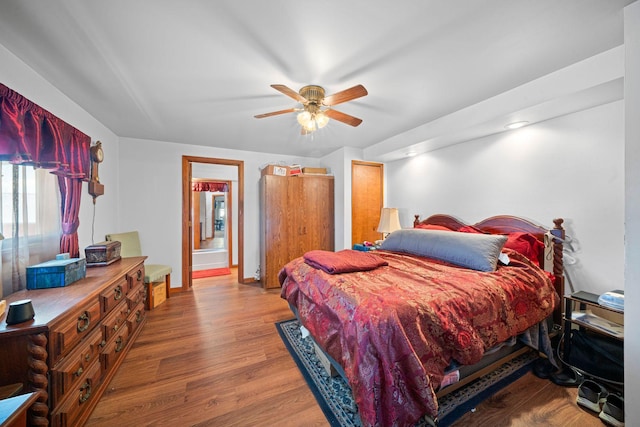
[
  {"x1": 260, "y1": 174, "x2": 334, "y2": 289},
  {"x1": 0, "y1": 257, "x2": 147, "y2": 426}
]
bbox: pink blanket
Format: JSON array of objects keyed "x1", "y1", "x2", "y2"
[
  {"x1": 281, "y1": 249, "x2": 558, "y2": 427},
  {"x1": 303, "y1": 249, "x2": 388, "y2": 274}
]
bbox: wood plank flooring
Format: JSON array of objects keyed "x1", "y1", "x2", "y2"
[{"x1": 86, "y1": 270, "x2": 603, "y2": 427}]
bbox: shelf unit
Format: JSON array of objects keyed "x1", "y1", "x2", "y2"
[{"x1": 562, "y1": 292, "x2": 624, "y2": 385}]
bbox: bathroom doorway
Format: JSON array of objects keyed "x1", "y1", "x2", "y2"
[{"x1": 191, "y1": 180, "x2": 233, "y2": 275}]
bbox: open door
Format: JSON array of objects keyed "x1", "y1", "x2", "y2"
[{"x1": 182, "y1": 156, "x2": 244, "y2": 290}]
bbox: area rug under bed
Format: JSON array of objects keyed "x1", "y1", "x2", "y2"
[{"x1": 276, "y1": 318, "x2": 537, "y2": 427}]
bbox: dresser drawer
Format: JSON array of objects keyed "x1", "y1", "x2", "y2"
[
  {"x1": 126, "y1": 264, "x2": 145, "y2": 293},
  {"x1": 127, "y1": 300, "x2": 146, "y2": 336},
  {"x1": 127, "y1": 282, "x2": 145, "y2": 311},
  {"x1": 50, "y1": 327, "x2": 104, "y2": 408},
  {"x1": 50, "y1": 358, "x2": 103, "y2": 427},
  {"x1": 50, "y1": 299, "x2": 102, "y2": 364},
  {"x1": 102, "y1": 300, "x2": 129, "y2": 344},
  {"x1": 101, "y1": 323, "x2": 130, "y2": 373},
  {"x1": 100, "y1": 277, "x2": 128, "y2": 315}
]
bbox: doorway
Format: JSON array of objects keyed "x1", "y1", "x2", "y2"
[
  {"x1": 191, "y1": 179, "x2": 233, "y2": 274},
  {"x1": 182, "y1": 156, "x2": 244, "y2": 290}
]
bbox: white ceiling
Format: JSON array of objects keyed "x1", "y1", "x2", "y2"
[{"x1": 0, "y1": 1, "x2": 633, "y2": 160}]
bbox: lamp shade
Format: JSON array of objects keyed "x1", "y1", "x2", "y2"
[{"x1": 377, "y1": 208, "x2": 401, "y2": 234}]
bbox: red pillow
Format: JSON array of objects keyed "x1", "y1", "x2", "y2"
[
  {"x1": 414, "y1": 224, "x2": 452, "y2": 231},
  {"x1": 504, "y1": 232, "x2": 545, "y2": 266},
  {"x1": 457, "y1": 225, "x2": 485, "y2": 234}
]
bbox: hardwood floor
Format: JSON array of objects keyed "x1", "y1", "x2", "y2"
[{"x1": 86, "y1": 270, "x2": 602, "y2": 427}]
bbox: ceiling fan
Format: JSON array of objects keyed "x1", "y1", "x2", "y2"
[{"x1": 254, "y1": 84, "x2": 368, "y2": 134}]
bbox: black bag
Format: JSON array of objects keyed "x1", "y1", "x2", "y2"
[{"x1": 565, "y1": 329, "x2": 624, "y2": 383}]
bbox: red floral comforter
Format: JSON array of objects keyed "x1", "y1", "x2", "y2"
[{"x1": 279, "y1": 249, "x2": 558, "y2": 427}]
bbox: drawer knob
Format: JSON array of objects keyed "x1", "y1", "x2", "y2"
[
  {"x1": 79, "y1": 381, "x2": 92, "y2": 403},
  {"x1": 77, "y1": 312, "x2": 91, "y2": 333},
  {"x1": 74, "y1": 367, "x2": 84, "y2": 377},
  {"x1": 115, "y1": 336, "x2": 124, "y2": 353},
  {"x1": 136, "y1": 310, "x2": 143, "y2": 323},
  {"x1": 136, "y1": 269, "x2": 142, "y2": 280},
  {"x1": 114, "y1": 285, "x2": 123, "y2": 301}
]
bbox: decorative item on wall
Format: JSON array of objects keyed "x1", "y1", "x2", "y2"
[
  {"x1": 88, "y1": 141, "x2": 104, "y2": 202},
  {"x1": 254, "y1": 84, "x2": 368, "y2": 135}
]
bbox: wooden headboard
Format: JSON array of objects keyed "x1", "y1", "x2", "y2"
[{"x1": 413, "y1": 214, "x2": 565, "y2": 324}]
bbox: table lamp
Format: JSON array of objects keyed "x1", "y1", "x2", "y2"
[{"x1": 377, "y1": 208, "x2": 401, "y2": 240}]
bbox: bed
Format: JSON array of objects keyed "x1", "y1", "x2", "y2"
[{"x1": 279, "y1": 214, "x2": 566, "y2": 427}]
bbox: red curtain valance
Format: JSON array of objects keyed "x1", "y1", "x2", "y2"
[
  {"x1": 0, "y1": 83, "x2": 90, "y2": 179},
  {"x1": 192, "y1": 181, "x2": 228, "y2": 192}
]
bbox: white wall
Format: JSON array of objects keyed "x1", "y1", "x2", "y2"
[
  {"x1": 624, "y1": 0, "x2": 640, "y2": 420},
  {"x1": 117, "y1": 137, "x2": 321, "y2": 286},
  {"x1": 386, "y1": 100, "x2": 624, "y2": 297},
  {"x1": 0, "y1": 43, "x2": 120, "y2": 257},
  {"x1": 321, "y1": 146, "x2": 365, "y2": 250}
]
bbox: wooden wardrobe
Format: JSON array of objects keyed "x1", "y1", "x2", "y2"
[{"x1": 260, "y1": 174, "x2": 334, "y2": 289}]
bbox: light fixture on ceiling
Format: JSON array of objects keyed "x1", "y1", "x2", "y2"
[
  {"x1": 296, "y1": 104, "x2": 330, "y2": 133},
  {"x1": 505, "y1": 121, "x2": 529, "y2": 130},
  {"x1": 255, "y1": 84, "x2": 367, "y2": 135},
  {"x1": 296, "y1": 86, "x2": 330, "y2": 134}
]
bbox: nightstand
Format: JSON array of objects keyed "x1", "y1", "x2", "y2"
[{"x1": 562, "y1": 292, "x2": 624, "y2": 385}]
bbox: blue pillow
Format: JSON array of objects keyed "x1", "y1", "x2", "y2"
[{"x1": 380, "y1": 229, "x2": 507, "y2": 272}]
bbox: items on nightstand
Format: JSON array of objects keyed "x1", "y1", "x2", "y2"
[
  {"x1": 353, "y1": 241, "x2": 377, "y2": 252},
  {"x1": 598, "y1": 289, "x2": 624, "y2": 311}
]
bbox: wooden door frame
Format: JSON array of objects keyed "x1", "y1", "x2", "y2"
[{"x1": 182, "y1": 156, "x2": 244, "y2": 289}]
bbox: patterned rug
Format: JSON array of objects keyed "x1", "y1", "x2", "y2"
[
  {"x1": 192, "y1": 267, "x2": 231, "y2": 279},
  {"x1": 276, "y1": 318, "x2": 537, "y2": 427}
]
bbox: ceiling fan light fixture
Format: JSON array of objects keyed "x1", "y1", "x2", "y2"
[
  {"x1": 256, "y1": 83, "x2": 367, "y2": 135},
  {"x1": 303, "y1": 119, "x2": 316, "y2": 132},
  {"x1": 315, "y1": 111, "x2": 329, "y2": 129},
  {"x1": 297, "y1": 111, "x2": 312, "y2": 126}
]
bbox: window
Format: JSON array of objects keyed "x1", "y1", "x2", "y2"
[{"x1": 0, "y1": 162, "x2": 61, "y2": 296}]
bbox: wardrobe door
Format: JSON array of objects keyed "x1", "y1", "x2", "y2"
[
  {"x1": 300, "y1": 176, "x2": 334, "y2": 253},
  {"x1": 260, "y1": 175, "x2": 290, "y2": 289},
  {"x1": 284, "y1": 176, "x2": 333, "y2": 261}
]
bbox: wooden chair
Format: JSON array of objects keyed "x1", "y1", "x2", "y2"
[{"x1": 105, "y1": 231, "x2": 171, "y2": 310}]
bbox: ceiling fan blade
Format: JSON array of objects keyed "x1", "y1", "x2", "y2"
[
  {"x1": 271, "y1": 84, "x2": 308, "y2": 104},
  {"x1": 322, "y1": 84, "x2": 368, "y2": 106},
  {"x1": 254, "y1": 108, "x2": 297, "y2": 119},
  {"x1": 325, "y1": 109, "x2": 363, "y2": 127}
]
